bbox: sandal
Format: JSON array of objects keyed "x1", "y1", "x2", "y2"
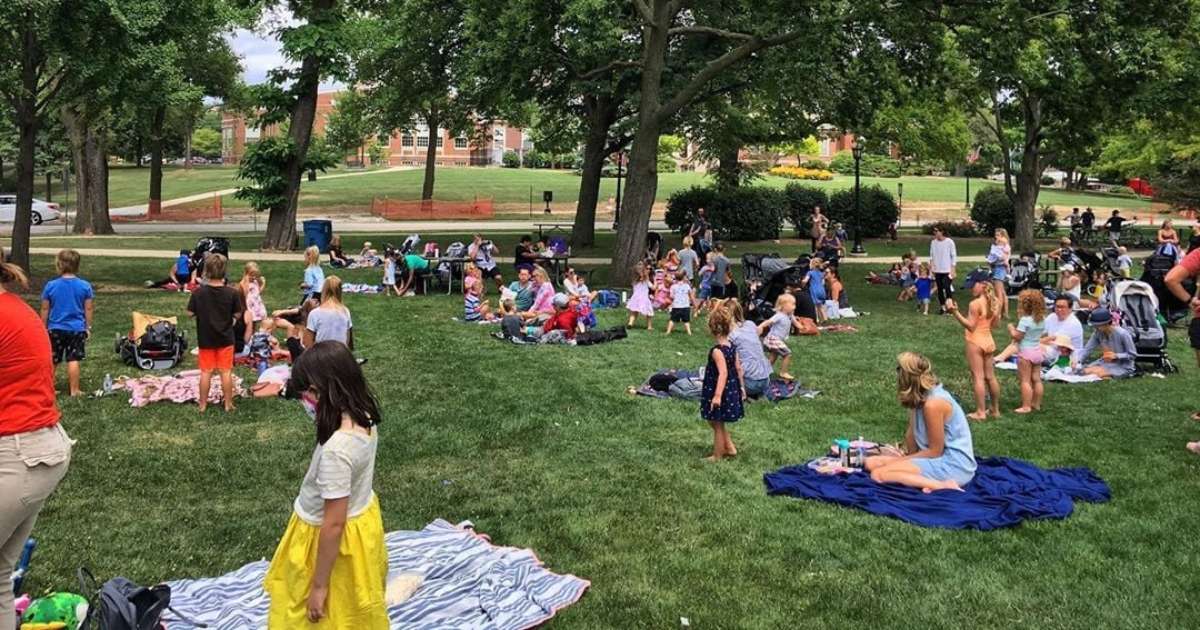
[{"x1": 1187, "y1": 442, "x2": 1200, "y2": 455}]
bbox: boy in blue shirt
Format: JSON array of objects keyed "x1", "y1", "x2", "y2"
[
  {"x1": 915, "y1": 262, "x2": 934, "y2": 315},
  {"x1": 40, "y1": 249, "x2": 94, "y2": 396}
]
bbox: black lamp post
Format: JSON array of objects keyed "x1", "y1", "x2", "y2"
[
  {"x1": 850, "y1": 135, "x2": 866, "y2": 255},
  {"x1": 613, "y1": 151, "x2": 624, "y2": 230}
]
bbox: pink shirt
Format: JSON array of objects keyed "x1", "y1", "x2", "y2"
[{"x1": 531, "y1": 282, "x2": 555, "y2": 313}]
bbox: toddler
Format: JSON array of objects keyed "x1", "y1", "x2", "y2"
[
  {"x1": 626, "y1": 263, "x2": 655, "y2": 330},
  {"x1": 1116, "y1": 246, "x2": 1133, "y2": 278},
  {"x1": 665, "y1": 270, "x2": 695, "y2": 335},
  {"x1": 757, "y1": 293, "x2": 798, "y2": 381},
  {"x1": 915, "y1": 263, "x2": 934, "y2": 315},
  {"x1": 700, "y1": 304, "x2": 744, "y2": 461},
  {"x1": 803, "y1": 257, "x2": 827, "y2": 322},
  {"x1": 1008, "y1": 289, "x2": 1047, "y2": 414},
  {"x1": 40, "y1": 249, "x2": 94, "y2": 396}
]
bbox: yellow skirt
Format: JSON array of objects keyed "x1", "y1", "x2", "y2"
[{"x1": 264, "y1": 496, "x2": 389, "y2": 629}]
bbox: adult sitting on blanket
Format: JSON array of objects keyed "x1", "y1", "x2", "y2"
[
  {"x1": 726, "y1": 299, "x2": 774, "y2": 397},
  {"x1": 1079, "y1": 308, "x2": 1136, "y2": 379},
  {"x1": 865, "y1": 352, "x2": 976, "y2": 493},
  {"x1": 507, "y1": 267, "x2": 536, "y2": 312},
  {"x1": 395, "y1": 253, "x2": 431, "y2": 296},
  {"x1": 995, "y1": 296, "x2": 1085, "y2": 365},
  {"x1": 521, "y1": 267, "x2": 556, "y2": 323},
  {"x1": 327, "y1": 235, "x2": 351, "y2": 268},
  {"x1": 539, "y1": 294, "x2": 580, "y2": 344}
]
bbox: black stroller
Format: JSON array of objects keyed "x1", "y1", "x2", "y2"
[
  {"x1": 1112, "y1": 280, "x2": 1177, "y2": 373},
  {"x1": 745, "y1": 260, "x2": 814, "y2": 324},
  {"x1": 1006, "y1": 251, "x2": 1042, "y2": 294},
  {"x1": 1141, "y1": 247, "x2": 1191, "y2": 324}
]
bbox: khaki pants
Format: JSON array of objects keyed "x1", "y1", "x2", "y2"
[{"x1": 0, "y1": 424, "x2": 72, "y2": 623}]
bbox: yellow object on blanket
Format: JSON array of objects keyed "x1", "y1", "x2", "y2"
[{"x1": 131, "y1": 311, "x2": 177, "y2": 340}]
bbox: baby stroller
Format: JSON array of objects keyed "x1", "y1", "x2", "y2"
[
  {"x1": 745, "y1": 263, "x2": 812, "y2": 324},
  {"x1": 1111, "y1": 280, "x2": 1176, "y2": 373},
  {"x1": 115, "y1": 312, "x2": 188, "y2": 370},
  {"x1": 644, "y1": 232, "x2": 663, "y2": 264},
  {"x1": 1141, "y1": 248, "x2": 1191, "y2": 324},
  {"x1": 1100, "y1": 247, "x2": 1124, "y2": 277},
  {"x1": 741, "y1": 253, "x2": 786, "y2": 288},
  {"x1": 1006, "y1": 251, "x2": 1041, "y2": 294}
]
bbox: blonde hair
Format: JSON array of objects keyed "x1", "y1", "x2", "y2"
[
  {"x1": 918, "y1": 262, "x2": 930, "y2": 275},
  {"x1": 321, "y1": 275, "x2": 345, "y2": 310},
  {"x1": 976, "y1": 281, "x2": 1000, "y2": 322},
  {"x1": 331, "y1": 235, "x2": 342, "y2": 248},
  {"x1": 532, "y1": 266, "x2": 551, "y2": 285},
  {"x1": 774, "y1": 293, "x2": 796, "y2": 310},
  {"x1": 897, "y1": 352, "x2": 938, "y2": 409},
  {"x1": 810, "y1": 257, "x2": 824, "y2": 270},
  {"x1": 725, "y1": 298, "x2": 745, "y2": 323},
  {"x1": 682, "y1": 236, "x2": 694, "y2": 247},
  {"x1": 994, "y1": 228, "x2": 1009, "y2": 243},
  {"x1": 1016, "y1": 288, "x2": 1045, "y2": 321},
  {"x1": 56, "y1": 249, "x2": 81, "y2": 275},
  {"x1": 304, "y1": 246, "x2": 320, "y2": 267},
  {"x1": 0, "y1": 260, "x2": 29, "y2": 289},
  {"x1": 634, "y1": 262, "x2": 650, "y2": 283},
  {"x1": 243, "y1": 261, "x2": 262, "y2": 282},
  {"x1": 707, "y1": 300, "x2": 733, "y2": 337},
  {"x1": 464, "y1": 262, "x2": 478, "y2": 276}
]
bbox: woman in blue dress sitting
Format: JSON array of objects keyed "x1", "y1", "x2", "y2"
[{"x1": 865, "y1": 352, "x2": 977, "y2": 492}]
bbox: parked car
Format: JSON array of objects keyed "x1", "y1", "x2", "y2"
[{"x1": 0, "y1": 194, "x2": 61, "y2": 224}]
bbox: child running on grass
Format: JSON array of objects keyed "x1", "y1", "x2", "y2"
[
  {"x1": 758, "y1": 293, "x2": 798, "y2": 381},
  {"x1": 187, "y1": 254, "x2": 245, "y2": 413},
  {"x1": 40, "y1": 249, "x2": 93, "y2": 396},
  {"x1": 265, "y1": 341, "x2": 387, "y2": 628},
  {"x1": 696, "y1": 252, "x2": 716, "y2": 314},
  {"x1": 301, "y1": 246, "x2": 325, "y2": 302},
  {"x1": 700, "y1": 302, "x2": 744, "y2": 461},
  {"x1": 1008, "y1": 289, "x2": 1047, "y2": 414},
  {"x1": 626, "y1": 262, "x2": 655, "y2": 330},
  {"x1": 665, "y1": 270, "x2": 695, "y2": 335},
  {"x1": 803, "y1": 257, "x2": 828, "y2": 322},
  {"x1": 946, "y1": 274, "x2": 1001, "y2": 420},
  {"x1": 915, "y1": 263, "x2": 934, "y2": 315}
]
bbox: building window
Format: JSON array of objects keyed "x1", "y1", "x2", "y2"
[
  {"x1": 245, "y1": 125, "x2": 261, "y2": 144},
  {"x1": 454, "y1": 137, "x2": 468, "y2": 149},
  {"x1": 402, "y1": 136, "x2": 414, "y2": 147},
  {"x1": 435, "y1": 136, "x2": 444, "y2": 148},
  {"x1": 417, "y1": 136, "x2": 429, "y2": 148}
]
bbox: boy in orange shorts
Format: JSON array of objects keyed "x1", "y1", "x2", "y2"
[{"x1": 186, "y1": 253, "x2": 245, "y2": 412}]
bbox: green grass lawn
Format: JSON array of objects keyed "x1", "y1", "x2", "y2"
[
  {"x1": 12, "y1": 250, "x2": 1200, "y2": 628},
  {"x1": 32, "y1": 166, "x2": 247, "y2": 208}
]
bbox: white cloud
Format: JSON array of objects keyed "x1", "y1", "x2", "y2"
[{"x1": 225, "y1": 16, "x2": 344, "y2": 92}]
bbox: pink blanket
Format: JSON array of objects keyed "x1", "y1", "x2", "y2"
[{"x1": 115, "y1": 370, "x2": 246, "y2": 407}]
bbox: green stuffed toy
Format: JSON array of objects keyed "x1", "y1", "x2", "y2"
[{"x1": 19, "y1": 592, "x2": 89, "y2": 630}]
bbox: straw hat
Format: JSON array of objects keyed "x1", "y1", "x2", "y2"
[{"x1": 1053, "y1": 334, "x2": 1075, "y2": 351}]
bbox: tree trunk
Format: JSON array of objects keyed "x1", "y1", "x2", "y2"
[
  {"x1": 148, "y1": 104, "x2": 166, "y2": 216},
  {"x1": 421, "y1": 111, "x2": 439, "y2": 202},
  {"x1": 1010, "y1": 98, "x2": 1045, "y2": 251},
  {"x1": 10, "y1": 103, "x2": 39, "y2": 271},
  {"x1": 134, "y1": 135, "x2": 143, "y2": 167},
  {"x1": 612, "y1": 1, "x2": 671, "y2": 286},
  {"x1": 63, "y1": 104, "x2": 114, "y2": 235},
  {"x1": 572, "y1": 95, "x2": 618, "y2": 248},
  {"x1": 183, "y1": 123, "x2": 193, "y2": 170},
  {"x1": 715, "y1": 144, "x2": 741, "y2": 189},
  {"x1": 263, "y1": 0, "x2": 333, "y2": 251}
]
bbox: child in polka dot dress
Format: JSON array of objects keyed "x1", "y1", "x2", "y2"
[{"x1": 700, "y1": 303, "x2": 745, "y2": 461}]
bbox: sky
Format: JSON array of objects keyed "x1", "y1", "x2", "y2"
[{"x1": 226, "y1": 18, "x2": 343, "y2": 92}]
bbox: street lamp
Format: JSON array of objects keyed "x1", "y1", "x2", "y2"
[
  {"x1": 850, "y1": 135, "x2": 867, "y2": 256},
  {"x1": 613, "y1": 151, "x2": 624, "y2": 230}
]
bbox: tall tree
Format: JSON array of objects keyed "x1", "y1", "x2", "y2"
[
  {"x1": 915, "y1": 0, "x2": 1199, "y2": 249},
  {"x1": 352, "y1": 0, "x2": 472, "y2": 203}
]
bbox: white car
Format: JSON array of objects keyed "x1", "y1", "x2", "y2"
[{"x1": 0, "y1": 194, "x2": 62, "y2": 224}]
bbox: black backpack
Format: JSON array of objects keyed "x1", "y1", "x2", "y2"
[
  {"x1": 141, "y1": 321, "x2": 177, "y2": 351},
  {"x1": 78, "y1": 568, "x2": 205, "y2": 630}
]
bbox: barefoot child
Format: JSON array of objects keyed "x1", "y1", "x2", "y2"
[
  {"x1": 864, "y1": 352, "x2": 976, "y2": 492},
  {"x1": 1009, "y1": 289, "x2": 1046, "y2": 414},
  {"x1": 946, "y1": 274, "x2": 1001, "y2": 420},
  {"x1": 758, "y1": 293, "x2": 798, "y2": 381},
  {"x1": 700, "y1": 304, "x2": 744, "y2": 461},
  {"x1": 239, "y1": 262, "x2": 268, "y2": 348},
  {"x1": 187, "y1": 254, "x2": 245, "y2": 413},
  {"x1": 803, "y1": 257, "x2": 828, "y2": 322},
  {"x1": 265, "y1": 341, "x2": 387, "y2": 627},
  {"x1": 626, "y1": 262, "x2": 655, "y2": 330},
  {"x1": 40, "y1": 249, "x2": 93, "y2": 396},
  {"x1": 382, "y1": 251, "x2": 401, "y2": 297},
  {"x1": 665, "y1": 270, "x2": 695, "y2": 335},
  {"x1": 915, "y1": 263, "x2": 934, "y2": 315}
]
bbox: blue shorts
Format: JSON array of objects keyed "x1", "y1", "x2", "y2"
[
  {"x1": 912, "y1": 455, "x2": 976, "y2": 486},
  {"x1": 744, "y1": 377, "x2": 769, "y2": 397},
  {"x1": 991, "y1": 266, "x2": 1008, "y2": 281}
]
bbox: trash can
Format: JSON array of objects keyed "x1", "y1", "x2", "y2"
[{"x1": 303, "y1": 219, "x2": 333, "y2": 253}]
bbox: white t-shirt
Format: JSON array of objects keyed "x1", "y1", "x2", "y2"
[
  {"x1": 306, "y1": 307, "x2": 353, "y2": 345},
  {"x1": 766, "y1": 311, "x2": 792, "y2": 340},
  {"x1": 294, "y1": 428, "x2": 377, "y2": 525},
  {"x1": 670, "y1": 282, "x2": 692, "y2": 308},
  {"x1": 1044, "y1": 312, "x2": 1085, "y2": 362},
  {"x1": 929, "y1": 238, "x2": 957, "y2": 274}
]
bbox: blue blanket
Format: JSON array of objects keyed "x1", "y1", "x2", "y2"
[{"x1": 763, "y1": 456, "x2": 1110, "y2": 530}]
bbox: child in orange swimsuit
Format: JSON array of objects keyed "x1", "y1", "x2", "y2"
[{"x1": 946, "y1": 273, "x2": 1002, "y2": 420}]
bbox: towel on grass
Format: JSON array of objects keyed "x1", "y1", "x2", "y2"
[
  {"x1": 763, "y1": 457, "x2": 1110, "y2": 530},
  {"x1": 995, "y1": 361, "x2": 1103, "y2": 383},
  {"x1": 164, "y1": 519, "x2": 589, "y2": 629},
  {"x1": 114, "y1": 370, "x2": 246, "y2": 407},
  {"x1": 636, "y1": 368, "x2": 818, "y2": 403}
]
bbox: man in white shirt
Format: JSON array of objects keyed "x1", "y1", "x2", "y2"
[
  {"x1": 928, "y1": 227, "x2": 958, "y2": 314},
  {"x1": 1043, "y1": 296, "x2": 1085, "y2": 363}
]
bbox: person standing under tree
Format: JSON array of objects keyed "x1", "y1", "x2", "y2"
[
  {"x1": 928, "y1": 227, "x2": 957, "y2": 314},
  {"x1": 689, "y1": 208, "x2": 710, "y2": 259}
]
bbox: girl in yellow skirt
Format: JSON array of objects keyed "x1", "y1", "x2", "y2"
[{"x1": 265, "y1": 341, "x2": 388, "y2": 628}]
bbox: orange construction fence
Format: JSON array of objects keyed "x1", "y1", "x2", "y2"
[
  {"x1": 370, "y1": 197, "x2": 494, "y2": 221},
  {"x1": 113, "y1": 195, "x2": 224, "y2": 223}
]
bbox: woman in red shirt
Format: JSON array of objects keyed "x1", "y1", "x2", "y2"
[{"x1": 0, "y1": 259, "x2": 73, "y2": 622}]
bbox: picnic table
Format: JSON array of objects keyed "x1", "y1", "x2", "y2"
[
  {"x1": 424, "y1": 255, "x2": 471, "y2": 295},
  {"x1": 533, "y1": 254, "x2": 571, "y2": 283},
  {"x1": 535, "y1": 223, "x2": 572, "y2": 239}
]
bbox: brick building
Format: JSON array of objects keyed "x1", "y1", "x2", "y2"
[{"x1": 221, "y1": 90, "x2": 531, "y2": 167}]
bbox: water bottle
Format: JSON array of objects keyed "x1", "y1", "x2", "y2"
[
  {"x1": 102, "y1": 373, "x2": 113, "y2": 394},
  {"x1": 621, "y1": 290, "x2": 628, "y2": 304}
]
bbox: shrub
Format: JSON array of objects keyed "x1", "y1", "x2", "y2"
[
  {"x1": 665, "y1": 186, "x2": 785, "y2": 241},
  {"x1": 826, "y1": 185, "x2": 900, "y2": 238},
  {"x1": 782, "y1": 184, "x2": 829, "y2": 236},
  {"x1": 829, "y1": 151, "x2": 902, "y2": 178},
  {"x1": 1107, "y1": 184, "x2": 1136, "y2": 196},
  {"x1": 502, "y1": 150, "x2": 520, "y2": 168},
  {"x1": 1040, "y1": 175, "x2": 1056, "y2": 186},
  {"x1": 964, "y1": 161, "x2": 991, "y2": 178},
  {"x1": 1037, "y1": 204, "x2": 1058, "y2": 237},
  {"x1": 657, "y1": 154, "x2": 677, "y2": 173},
  {"x1": 800, "y1": 159, "x2": 828, "y2": 170},
  {"x1": 970, "y1": 186, "x2": 1016, "y2": 234},
  {"x1": 768, "y1": 165, "x2": 834, "y2": 181},
  {"x1": 922, "y1": 220, "x2": 978, "y2": 238},
  {"x1": 522, "y1": 150, "x2": 549, "y2": 169}
]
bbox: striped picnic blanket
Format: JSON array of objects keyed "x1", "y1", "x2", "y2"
[{"x1": 164, "y1": 519, "x2": 590, "y2": 629}]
